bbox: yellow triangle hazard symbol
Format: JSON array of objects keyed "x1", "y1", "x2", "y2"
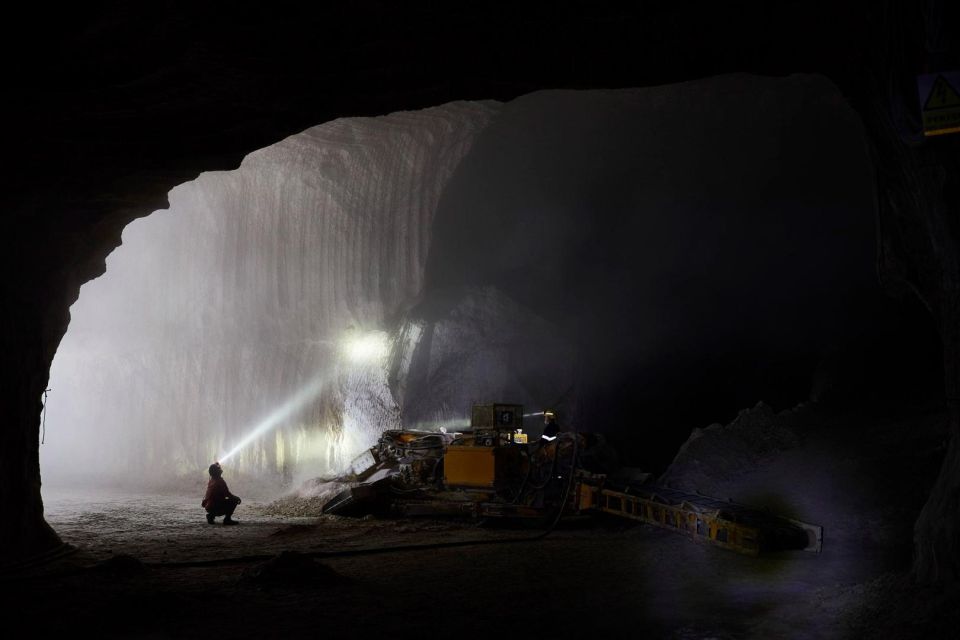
[{"x1": 924, "y1": 75, "x2": 960, "y2": 110}]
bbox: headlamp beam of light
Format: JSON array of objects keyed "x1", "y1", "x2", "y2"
[
  {"x1": 218, "y1": 376, "x2": 326, "y2": 465},
  {"x1": 409, "y1": 417, "x2": 471, "y2": 432}
]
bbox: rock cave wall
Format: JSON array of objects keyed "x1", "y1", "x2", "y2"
[{"x1": 42, "y1": 101, "x2": 499, "y2": 484}]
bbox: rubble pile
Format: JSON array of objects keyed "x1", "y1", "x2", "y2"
[
  {"x1": 659, "y1": 401, "x2": 802, "y2": 492},
  {"x1": 259, "y1": 480, "x2": 351, "y2": 517}
]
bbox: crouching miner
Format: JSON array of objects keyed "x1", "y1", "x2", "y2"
[{"x1": 202, "y1": 462, "x2": 241, "y2": 525}]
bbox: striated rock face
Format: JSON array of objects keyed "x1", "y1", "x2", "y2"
[{"x1": 42, "y1": 101, "x2": 500, "y2": 483}]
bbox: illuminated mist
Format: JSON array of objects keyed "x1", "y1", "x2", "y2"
[
  {"x1": 39, "y1": 101, "x2": 499, "y2": 488},
  {"x1": 217, "y1": 375, "x2": 328, "y2": 465},
  {"x1": 218, "y1": 332, "x2": 390, "y2": 466},
  {"x1": 38, "y1": 76, "x2": 877, "y2": 493}
]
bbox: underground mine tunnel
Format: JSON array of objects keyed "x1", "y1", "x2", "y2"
[{"x1": 2, "y1": 3, "x2": 959, "y2": 639}]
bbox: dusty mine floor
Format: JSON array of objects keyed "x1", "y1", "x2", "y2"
[{"x1": 4, "y1": 404, "x2": 960, "y2": 639}]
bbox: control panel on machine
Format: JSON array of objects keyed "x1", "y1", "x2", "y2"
[
  {"x1": 444, "y1": 403, "x2": 527, "y2": 488},
  {"x1": 470, "y1": 403, "x2": 525, "y2": 446}
]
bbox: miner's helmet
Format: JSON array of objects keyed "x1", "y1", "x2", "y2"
[
  {"x1": 209, "y1": 462, "x2": 223, "y2": 477},
  {"x1": 544, "y1": 410, "x2": 557, "y2": 424}
]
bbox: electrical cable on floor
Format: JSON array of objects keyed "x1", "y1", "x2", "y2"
[{"x1": 0, "y1": 544, "x2": 78, "y2": 579}]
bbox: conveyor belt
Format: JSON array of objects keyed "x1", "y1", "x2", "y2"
[{"x1": 579, "y1": 481, "x2": 822, "y2": 556}]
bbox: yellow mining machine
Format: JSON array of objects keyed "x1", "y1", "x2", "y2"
[{"x1": 322, "y1": 403, "x2": 822, "y2": 556}]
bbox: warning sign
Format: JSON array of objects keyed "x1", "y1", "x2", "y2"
[{"x1": 917, "y1": 72, "x2": 960, "y2": 137}]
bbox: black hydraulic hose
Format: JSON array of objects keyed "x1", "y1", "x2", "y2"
[
  {"x1": 526, "y1": 442, "x2": 561, "y2": 491},
  {"x1": 5, "y1": 527, "x2": 564, "y2": 576},
  {"x1": 538, "y1": 428, "x2": 580, "y2": 536},
  {"x1": 150, "y1": 533, "x2": 545, "y2": 569},
  {"x1": 508, "y1": 446, "x2": 533, "y2": 504}
]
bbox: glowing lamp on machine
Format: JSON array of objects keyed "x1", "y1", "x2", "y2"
[{"x1": 341, "y1": 331, "x2": 389, "y2": 363}]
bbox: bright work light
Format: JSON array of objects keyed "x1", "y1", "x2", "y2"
[{"x1": 342, "y1": 331, "x2": 389, "y2": 363}]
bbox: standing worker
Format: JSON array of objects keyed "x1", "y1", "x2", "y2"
[
  {"x1": 541, "y1": 410, "x2": 560, "y2": 441},
  {"x1": 202, "y1": 462, "x2": 242, "y2": 525}
]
